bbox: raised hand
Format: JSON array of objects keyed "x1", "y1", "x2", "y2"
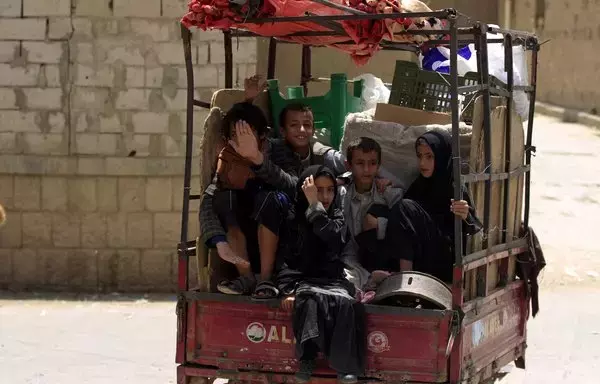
[{"x1": 228, "y1": 120, "x2": 263, "y2": 165}]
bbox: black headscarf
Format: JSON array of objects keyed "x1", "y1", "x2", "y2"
[
  {"x1": 294, "y1": 165, "x2": 339, "y2": 219},
  {"x1": 405, "y1": 129, "x2": 457, "y2": 236}
]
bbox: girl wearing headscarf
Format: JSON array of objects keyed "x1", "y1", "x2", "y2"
[
  {"x1": 403, "y1": 129, "x2": 483, "y2": 281},
  {"x1": 276, "y1": 165, "x2": 366, "y2": 384}
]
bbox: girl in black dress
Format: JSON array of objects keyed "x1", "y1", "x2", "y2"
[{"x1": 277, "y1": 165, "x2": 366, "y2": 384}]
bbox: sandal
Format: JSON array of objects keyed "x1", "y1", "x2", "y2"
[
  {"x1": 217, "y1": 275, "x2": 256, "y2": 295},
  {"x1": 251, "y1": 280, "x2": 280, "y2": 301}
]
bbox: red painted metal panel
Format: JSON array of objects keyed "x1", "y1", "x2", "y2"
[
  {"x1": 187, "y1": 298, "x2": 453, "y2": 383},
  {"x1": 460, "y1": 281, "x2": 528, "y2": 382}
]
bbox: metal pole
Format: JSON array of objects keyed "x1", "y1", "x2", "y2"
[
  {"x1": 176, "y1": 23, "x2": 194, "y2": 365},
  {"x1": 267, "y1": 38, "x2": 277, "y2": 79},
  {"x1": 524, "y1": 40, "x2": 539, "y2": 228},
  {"x1": 224, "y1": 31, "x2": 233, "y2": 88},
  {"x1": 448, "y1": 15, "x2": 464, "y2": 384},
  {"x1": 300, "y1": 45, "x2": 311, "y2": 96}
]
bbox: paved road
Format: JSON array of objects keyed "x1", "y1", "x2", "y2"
[{"x1": 1, "y1": 115, "x2": 599, "y2": 383}]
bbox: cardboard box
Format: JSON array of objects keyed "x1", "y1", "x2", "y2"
[{"x1": 374, "y1": 103, "x2": 452, "y2": 126}]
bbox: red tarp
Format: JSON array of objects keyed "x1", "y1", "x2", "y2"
[{"x1": 181, "y1": 0, "x2": 445, "y2": 65}]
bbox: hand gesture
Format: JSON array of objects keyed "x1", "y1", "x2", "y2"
[
  {"x1": 244, "y1": 75, "x2": 267, "y2": 101},
  {"x1": 450, "y1": 199, "x2": 470, "y2": 220},
  {"x1": 302, "y1": 175, "x2": 319, "y2": 205},
  {"x1": 375, "y1": 178, "x2": 392, "y2": 193},
  {"x1": 229, "y1": 120, "x2": 263, "y2": 165},
  {"x1": 216, "y1": 241, "x2": 250, "y2": 268}
]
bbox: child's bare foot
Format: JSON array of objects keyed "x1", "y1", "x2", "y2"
[
  {"x1": 281, "y1": 296, "x2": 295, "y2": 311},
  {"x1": 216, "y1": 242, "x2": 250, "y2": 267}
]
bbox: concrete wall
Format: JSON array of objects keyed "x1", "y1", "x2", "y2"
[
  {"x1": 0, "y1": 0, "x2": 257, "y2": 292},
  {"x1": 512, "y1": 0, "x2": 600, "y2": 113}
]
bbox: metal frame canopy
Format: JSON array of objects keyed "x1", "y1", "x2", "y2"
[{"x1": 176, "y1": 5, "x2": 540, "y2": 382}]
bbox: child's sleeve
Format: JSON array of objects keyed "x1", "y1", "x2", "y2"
[{"x1": 305, "y1": 203, "x2": 345, "y2": 247}]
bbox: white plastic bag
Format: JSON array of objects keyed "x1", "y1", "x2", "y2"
[{"x1": 353, "y1": 73, "x2": 391, "y2": 111}]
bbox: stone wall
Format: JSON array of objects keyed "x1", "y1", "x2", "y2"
[
  {"x1": 511, "y1": 0, "x2": 600, "y2": 113},
  {"x1": 0, "y1": 0, "x2": 257, "y2": 292}
]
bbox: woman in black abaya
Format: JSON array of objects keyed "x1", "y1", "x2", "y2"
[
  {"x1": 276, "y1": 165, "x2": 366, "y2": 384},
  {"x1": 402, "y1": 129, "x2": 483, "y2": 281}
]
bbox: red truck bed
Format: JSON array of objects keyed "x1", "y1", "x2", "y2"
[{"x1": 177, "y1": 280, "x2": 528, "y2": 384}]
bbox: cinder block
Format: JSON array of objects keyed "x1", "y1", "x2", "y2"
[
  {"x1": 162, "y1": 0, "x2": 187, "y2": 17},
  {"x1": 0, "y1": 41, "x2": 19, "y2": 63},
  {"x1": 0, "y1": 88, "x2": 17, "y2": 109},
  {"x1": 161, "y1": 135, "x2": 183, "y2": 157},
  {"x1": 97, "y1": 249, "x2": 119, "y2": 292},
  {"x1": 52, "y1": 213, "x2": 81, "y2": 248},
  {"x1": 163, "y1": 89, "x2": 188, "y2": 111},
  {"x1": 75, "y1": 133, "x2": 118, "y2": 156},
  {"x1": 153, "y1": 212, "x2": 180, "y2": 248},
  {"x1": 68, "y1": 250, "x2": 98, "y2": 290},
  {"x1": 48, "y1": 112, "x2": 67, "y2": 134},
  {"x1": 81, "y1": 213, "x2": 107, "y2": 248},
  {"x1": 0, "y1": 211, "x2": 22, "y2": 248},
  {"x1": 41, "y1": 249, "x2": 69, "y2": 286},
  {"x1": 99, "y1": 114, "x2": 124, "y2": 133},
  {"x1": 77, "y1": 158, "x2": 106, "y2": 176},
  {"x1": 155, "y1": 43, "x2": 189, "y2": 65},
  {"x1": 0, "y1": 0, "x2": 22, "y2": 17},
  {"x1": 0, "y1": 176, "x2": 13, "y2": 209},
  {"x1": 140, "y1": 249, "x2": 172, "y2": 286},
  {"x1": 116, "y1": 89, "x2": 148, "y2": 110},
  {"x1": 132, "y1": 112, "x2": 169, "y2": 134},
  {"x1": 197, "y1": 43, "x2": 209, "y2": 65},
  {"x1": 74, "y1": 42, "x2": 94, "y2": 64},
  {"x1": 117, "y1": 249, "x2": 141, "y2": 290},
  {"x1": 73, "y1": 65, "x2": 114, "y2": 87},
  {"x1": 22, "y1": 42, "x2": 65, "y2": 64},
  {"x1": 126, "y1": 212, "x2": 153, "y2": 248},
  {"x1": 145, "y1": 67, "x2": 164, "y2": 88},
  {"x1": 12, "y1": 249, "x2": 43, "y2": 285},
  {"x1": 0, "y1": 64, "x2": 41, "y2": 87},
  {"x1": 0, "y1": 18, "x2": 47, "y2": 40},
  {"x1": 145, "y1": 177, "x2": 172, "y2": 211},
  {"x1": 105, "y1": 157, "x2": 147, "y2": 176},
  {"x1": 209, "y1": 40, "x2": 257, "y2": 65},
  {"x1": 177, "y1": 65, "x2": 219, "y2": 88},
  {"x1": 118, "y1": 177, "x2": 146, "y2": 212},
  {"x1": 97, "y1": 177, "x2": 118, "y2": 212},
  {"x1": 0, "y1": 249, "x2": 12, "y2": 284},
  {"x1": 14, "y1": 176, "x2": 41, "y2": 210},
  {"x1": 44, "y1": 65, "x2": 62, "y2": 87},
  {"x1": 22, "y1": 211, "x2": 53, "y2": 247},
  {"x1": 126, "y1": 66, "x2": 145, "y2": 88},
  {"x1": 130, "y1": 19, "x2": 172, "y2": 42},
  {"x1": 71, "y1": 87, "x2": 111, "y2": 111},
  {"x1": 0, "y1": 111, "x2": 39, "y2": 132},
  {"x1": 42, "y1": 177, "x2": 68, "y2": 211},
  {"x1": 24, "y1": 0, "x2": 71, "y2": 16},
  {"x1": 22, "y1": 133, "x2": 67, "y2": 155},
  {"x1": 114, "y1": 0, "x2": 161, "y2": 18},
  {"x1": 68, "y1": 178, "x2": 97, "y2": 212},
  {"x1": 48, "y1": 17, "x2": 73, "y2": 40},
  {"x1": 24, "y1": 88, "x2": 63, "y2": 110},
  {"x1": 100, "y1": 42, "x2": 145, "y2": 66},
  {"x1": 107, "y1": 213, "x2": 128, "y2": 247},
  {"x1": 72, "y1": 17, "x2": 94, "y2": 39},
  {"x1": 75, "y1": 0, "x2": 112, "y2": 17},
  {"x1": 0, "y1": 133, "x2": 17, "y2": 154},
  {"x1": 123, "y1": 134, "x2": 151, "y2": 157}
]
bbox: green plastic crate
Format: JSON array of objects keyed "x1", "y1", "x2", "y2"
[
  {"x1": 389, "y1": 61, "x2": 506, "y2": 123},
  {"x1": 267, "y1": 73, "x2": 363, "y2": 150}
]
